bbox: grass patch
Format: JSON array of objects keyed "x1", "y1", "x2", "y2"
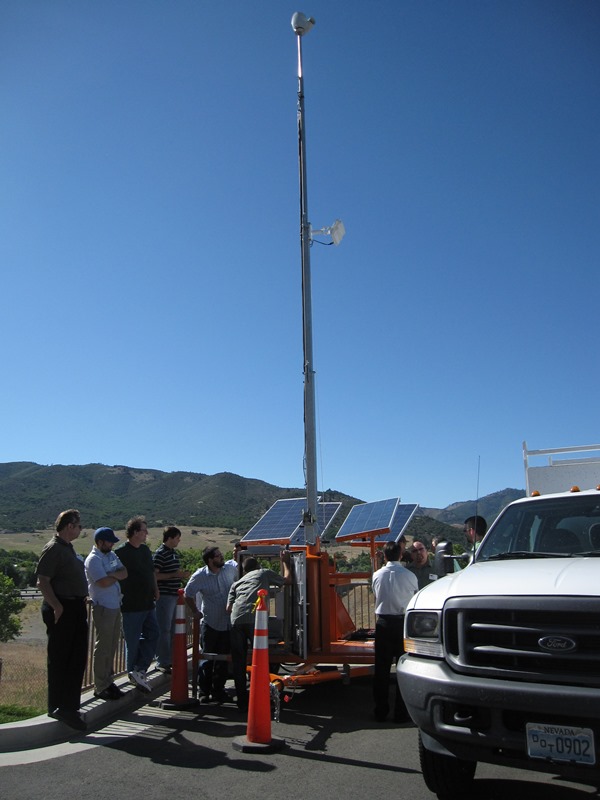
[
  {"x1": 0, "y1": 704, "x2": 45, "y2": 724},
  {"x1": 0, "y1": 624, "x2": 48, "y2": 716}
]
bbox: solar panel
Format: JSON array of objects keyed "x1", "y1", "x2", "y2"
[
  {"x1": 242, "y1": 498, "x2": 342, "y2": 545},
  {"x1": 344, "y1": 503, "x2": 419, "y2": 545},
  {"x1": 379, "y1": 503, "x2": 418, "y2": 542},
  {"x1": 334, "y1": 498, "x2": 400, "y2": 542}
]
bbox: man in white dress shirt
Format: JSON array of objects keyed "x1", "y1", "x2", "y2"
[{"x1": 372, "y1": 539, "x2": 418, "y2": 722}]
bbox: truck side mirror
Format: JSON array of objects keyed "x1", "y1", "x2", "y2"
[{"x1": 433, "y1": 541, "x2": 455, "y2": 577}]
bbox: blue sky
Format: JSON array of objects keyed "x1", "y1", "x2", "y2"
[{"x1": 1, "y1": 1, "x2": 599, "y2": 510}]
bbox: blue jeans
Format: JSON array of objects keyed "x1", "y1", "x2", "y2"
[
  {"x1": 155, "y1": 594, "x2": 178, "y2": 667},
  {"x1": 121, "y1": 608, "x2": 160, "y2": 674}
]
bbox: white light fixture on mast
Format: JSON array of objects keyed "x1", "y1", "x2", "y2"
[{"x1": 311, "y1": 219, "x2": 346, "y2": 246}]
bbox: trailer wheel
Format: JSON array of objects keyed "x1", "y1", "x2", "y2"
[{"x1": 418, "y1": 732, "x2": 476, "y2": 800}]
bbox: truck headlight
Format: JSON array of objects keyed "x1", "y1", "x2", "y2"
[{"x1": 404, "y1": 611, "x2": 443, "y2": 658}]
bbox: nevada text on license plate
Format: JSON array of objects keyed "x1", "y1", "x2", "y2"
[{"x1": 526, "y1": 723, "x2": 596, "y2": 765}]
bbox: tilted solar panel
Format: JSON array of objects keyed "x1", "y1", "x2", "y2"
[
  {"x1": 242, "y1": 498, "x2": 342, "y2": 545},
  {"x1": 343, "y1": 503, "x2": 419, "y2": 545},
  {"x1": 334, "y1": 498, "x2": 400, "y2": 542},
  {"x1": 377, "y1": 503, "x2": 418, "y2": 543}
]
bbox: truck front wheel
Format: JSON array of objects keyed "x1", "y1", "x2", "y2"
[{"x1": 418, "y1": 732, "x2": 476, "y2": 799}]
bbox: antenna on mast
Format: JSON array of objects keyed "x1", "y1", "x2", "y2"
[{"x1": 473, "y1": 455, "x2": 481, "y2": 559}]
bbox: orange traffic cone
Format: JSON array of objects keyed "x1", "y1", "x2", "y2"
[
  {"x1": 159, "y1": 589, "x2": 198, "y2": 709},
  {"x1": 232, "y1": 589, "x2": 285, "y2": 752}
]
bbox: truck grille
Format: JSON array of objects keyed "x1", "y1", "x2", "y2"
[{"x1": 443, "y1": 596, "x2": 600, "y2": 687}]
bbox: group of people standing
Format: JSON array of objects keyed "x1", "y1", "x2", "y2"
[
  {"x1": 35, "y1": 508, "x2": 290, "y2": 730},
  {"x1": 35, "y1": 510, "x2": 189, "y2": 730},
  {"x1": 35, "y1": 505, "x2": 487, "y2": 732}
]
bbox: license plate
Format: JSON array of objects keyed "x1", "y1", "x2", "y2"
[{"x1": 526, "y1": 723, "x2": 596, "y2": 766}]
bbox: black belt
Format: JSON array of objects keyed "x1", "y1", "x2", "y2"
[{"x1": 55, "y1": 596, "x2": 86, "y2": 601}]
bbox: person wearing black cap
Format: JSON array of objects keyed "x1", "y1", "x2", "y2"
[{"x1": 85, "y1": 527, "x2": 128, "y2": 700}]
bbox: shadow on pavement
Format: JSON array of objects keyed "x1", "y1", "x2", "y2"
[{"x1": 97, "y1": 676, "x2": 419, "y2": 778}]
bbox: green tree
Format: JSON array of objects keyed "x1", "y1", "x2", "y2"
[
  {"x1": 0, "y1": 574, "x2": 24, "y2": 642},
  {"x1": 337, "y1": 551, "x2": 371, "y2": 573},
  {"x1": 178, "y1": 549, "x2": 205, "y2": 574},
  {"x1": 0, "y1": 549, "x2": 38, "y2": 588}
]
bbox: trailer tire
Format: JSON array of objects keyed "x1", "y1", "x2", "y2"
[{"x1": 418, "y1": 732, "x2": 476, "y2": 799}]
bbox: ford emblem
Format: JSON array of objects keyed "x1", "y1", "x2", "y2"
[{"x1": 538, "y1": 635, "x2": 577, "y2": 653}]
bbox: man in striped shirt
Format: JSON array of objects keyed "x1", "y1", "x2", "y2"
[{"x1": 153, "y1": 526, "x2": 189, "y2": 672}]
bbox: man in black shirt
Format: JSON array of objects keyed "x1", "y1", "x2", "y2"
[
  {"x1": 116, "y1": 516, "x2": 160, "y2": 692},
  {"x1": 36, "y1": 508, "x2": 88, "y2": 730}
]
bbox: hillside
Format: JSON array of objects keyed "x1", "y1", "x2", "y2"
[
  {"x1": 0, "y1": 462, "x2": 523, "y2": 543},
  {"x1": 421, "y1": 488, "x2": 525, "y2": 526},
  {"x1": 0, "y1": 462, "x2": 358, "y2": 534}
]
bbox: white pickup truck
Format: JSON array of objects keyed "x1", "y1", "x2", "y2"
[{"x1": 397, "y1": 488, "x2": 600, "y2": 798}]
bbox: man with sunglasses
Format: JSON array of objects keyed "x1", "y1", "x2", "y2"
[
  {"x1": 407, "y1": 539, "x2": 437, "y2": 588},
  {"x1": 36, "y1": 508, "x2": 89, "y2": 730}
]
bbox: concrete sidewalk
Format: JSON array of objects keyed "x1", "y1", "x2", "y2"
[{"x1": 0, "y1": 667, "x2": 173, "y2": 752}]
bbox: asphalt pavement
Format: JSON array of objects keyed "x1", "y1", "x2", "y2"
[{"x1": 0, "y1": 674, "x2": 597, "y2": 800}]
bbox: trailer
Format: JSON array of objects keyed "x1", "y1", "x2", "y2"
[{"x1": 235, "y1": 496, "x2": 418, "y2": 693}]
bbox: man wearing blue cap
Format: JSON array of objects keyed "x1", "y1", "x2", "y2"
[{"x1": 85, "y1": 527, "x2": 128, "y2": 700}]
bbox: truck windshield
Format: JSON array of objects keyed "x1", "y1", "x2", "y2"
[{"x1": 476, "y1": 495, "x2": 600, "y2": 561}]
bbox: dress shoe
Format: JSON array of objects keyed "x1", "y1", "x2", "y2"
[
  {"x1": 49, "y1": 708, "x2": 87, "y2": 731},
  {"x1": 94, "y1": 684, "x2": 125, "y2": 701}
]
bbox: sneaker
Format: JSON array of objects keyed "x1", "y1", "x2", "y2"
[
  {"x1": 199, "y1": 694, "x2": 212, "y2": 704},
  {"x1": 129, "y1": 670, "x2": 151, "y2": 693}
]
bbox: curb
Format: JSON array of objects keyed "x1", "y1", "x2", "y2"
[{"x1": 0, "y1": 668, "x2": 173, "y2": 753}]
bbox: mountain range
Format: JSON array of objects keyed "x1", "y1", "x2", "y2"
[{"x1": 0, "y1": 462, "x2": 525, "y2": 542}]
